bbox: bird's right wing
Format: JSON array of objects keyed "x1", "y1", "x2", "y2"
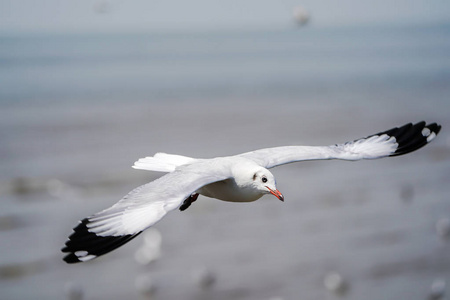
[
  {"x1": 62, "y1": 159, "x2": 232, "y2": 263},
  {"x1": 240, "y1": 122, "x2": 441, "y2": 169}
]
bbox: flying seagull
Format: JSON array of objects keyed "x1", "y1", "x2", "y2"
[{"x1": 62, "y1": 121, "x2": 441, "y2": 263}]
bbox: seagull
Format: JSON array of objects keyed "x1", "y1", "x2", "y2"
[{"x1": 62, "y1": 121, "x2": 441, "y2": 263}]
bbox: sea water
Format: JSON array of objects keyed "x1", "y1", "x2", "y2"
[{"x1": 1, "y1": 23, "x2": 450, "y2": 300}]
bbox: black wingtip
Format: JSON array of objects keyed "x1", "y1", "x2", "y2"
[
  {"x1": 374, "y1": 121, "x2": 441, "y2": 157},
  {"x1": 62, "y1": 252, "x2": 83, "y2": 264},
  {"x1": 62, "y1": 218, "x2": 142, "y2": 264}
]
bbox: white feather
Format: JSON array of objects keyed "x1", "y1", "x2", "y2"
[
  {"x1": 239, "y1": 133, "x2": 399, "y2": 168},
  {"x1": 132, "y1": 152, "x2": 197, "y2": 172},
  {"x1": 86, "y1": 159, "x2": 233, "y2": 236}
]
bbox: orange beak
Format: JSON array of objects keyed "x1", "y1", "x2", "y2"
[{"x1": 266, "y1": 187, "x2": 284, "y2": 202}]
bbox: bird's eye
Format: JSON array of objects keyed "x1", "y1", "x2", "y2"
[{"x1": 261, "y1": 176, "x2": 268, "y2": 183}]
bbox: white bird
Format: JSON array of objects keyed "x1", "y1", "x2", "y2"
[{"x1": 62, "y1": 121, "x2": 441, "y2": 263}]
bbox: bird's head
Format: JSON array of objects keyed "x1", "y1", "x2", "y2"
[{"x1": 251, "y1": 168, "x2": 284, "y2": 202}]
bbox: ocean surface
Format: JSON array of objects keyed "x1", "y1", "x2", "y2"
[
  {"x1": 1, "y1": 23, "x2": 449, "y2": 104},
  {"x1": 1, "y1": 23, "x2": 450, "y2": 300}
]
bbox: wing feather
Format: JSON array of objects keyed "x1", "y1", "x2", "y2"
[
  {"x1": 62, "y1": 160, "x2": 232, "y2": 263},
  {"x1": 240, "y1": 122, "x2": 441, "y2": 169}
]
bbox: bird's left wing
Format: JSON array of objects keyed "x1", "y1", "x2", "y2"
[
  {"x1": 62, "y1": 159, "x2": 232, "y2": 263},
  {"x1": 239, "y1": 122, "x2": 441, "y2": 169}
]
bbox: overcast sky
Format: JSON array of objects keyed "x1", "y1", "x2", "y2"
[{"x1": 1, "y1": 0, "x2": 449, "y2": 34}]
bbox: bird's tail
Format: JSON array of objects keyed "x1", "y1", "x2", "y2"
[{"x1": 132, "y1": 152, "x2": 196, "y2": 172}]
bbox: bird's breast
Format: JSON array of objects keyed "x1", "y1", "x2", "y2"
[{"x1": 197, "y1": 179, "x2": 262, "y2": 203}]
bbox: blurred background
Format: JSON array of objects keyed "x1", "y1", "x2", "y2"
[{"x1": 1, "y1": 1, "x2": 450, "y2": 299}]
